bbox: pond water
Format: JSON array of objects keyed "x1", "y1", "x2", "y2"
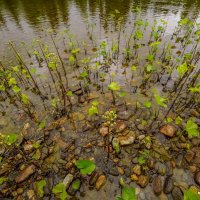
[
  {"x1": 0, "y1": 0, "x2": 200, "y2": 58},
  {"x1": 0, "y1": 1, "x2": 200, "y2": 200}
]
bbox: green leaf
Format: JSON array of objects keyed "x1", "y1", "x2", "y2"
[
  {"x1": 76, "y1": 159, "x2": 96, "y2": 175},
  {"x1": 138, "y1": 155, "x2": 146, "y2": 165},
  {"x1": 122, "y1": 186, "x2": 136, "y2": 200},
  {"x1": 36, "y1": 179, "x2": 46, "y2": 198},
  {"x1": 131, "y1": 65, "x2": 137, "y2": 71},
  {"x1": 118, "y1": 91, "x2": 126, "y2": 98},
  {"x1": 8, "y1": 77, "x2": 17, "y2": 86},
  {"x1": 108, "y1": 82, "x2": 120, "y2": 91},
  {"x1": 0, "y1": 85, "x2": 5, "y2": 91},
  {"x1": 4, "y1": 134, "x2": 17, "y2": 145},
  {"x1": 92, "y1": 100, "x2": 99, "y2": 106},
  {"x1": 184, "y1": 188, "x2": 200, "y2": 200},
  {"x1": 175, "y1": 116, "x2": 182, "y2": 125},
  {"x1": 66, "y1": 91, "x2": 73, "y2": 97},
  {"x1": 154, "y1": 94, "x2": 167, "y2": 108},
  {"x1": 21, "y1": 94, "x2": 29, "y2": 104},
  {"x1": 88, "y1": 105, "x2": 98, "y2": 116},
  {"x1": 143, "y1": 101, "x2": 152, "y2": 108},
  {"x1": 32, "y1": 149, "x2": 41, "y2": 160},
  {"x1": 12, "y1": 85, "x2": 21, "y2": 93},
  {"x1": 48, "y1": 62, "x2": 57, "y2": 70},
  {"x1": 52, "y1": 183, "x2": 67, "y2": 200},
  {"x1": 186, "y1": 119, "x2": 199, "y2": 138},
  {"x1": 0, "y1": 177, "x2": 8, "y2": 185},
  {"x1": 80, "y1": 71, "x2": 88, "y2": 78},
  {"x1": 72, "y1": 179, "x2": 81, "y2": 190},
  {"x1": 30, "y1": 68, "x2": 37, "y2": 74},
  {"x1": 166, "y1": 117, "x2": 173, "y2": 123},
  {"x1": 38, "y1": 121, "x2": 46, "y2": 129},
  {"x1": 32, "y1": 141, "x2": 41, "y2": 149},
  {"x1": 146, "y1": 65, "x2": 155, "y2": 72},
  {"x1": 177, "y1": 62, "x2": 188, "y2": 77}
]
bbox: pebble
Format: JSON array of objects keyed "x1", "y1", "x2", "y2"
[
  {"x1": 194, "y1": 171, "x2": 200, "y2": 186},
  {"x1": 15, "y1": 165, "x2": 36, "y2": 183},
  {"x1": 115, "y1": 121, "x2": 127, "y2": 133},
  {"x1": 63, "y1": 174, "x2": 73, "y2": 189},
  {"x1": 159, "y1": 192, "x2": 169, "y2": 200},
  {"x1": 133, "y1": 165, "x2": 141, "y2": 176},
  {"x1": 117, "y1": 167, "x2": 124, "y2": 175},
  {"x1": 155, "y1": 162, "x2": 167, "y2": 176},
  {"x1": 117, "y1": 131, "x2": 136, "y2": 146},
  {"x1": 153, "y1": 176, "x2": 163, "y2": 195},
  {"x1": 172, "y1": 187, "x2": 183, "y2": 200},
  {"x1": 131, "y1": 174, "x2": 138, "y2": 181},
  {"x1": 163, "y1": 176, "x2": 174, "y2": 194},
  {"x1": 99, "y1": 126, "x2": 109, "y2": 137},
  {"x1": 137, "y1": 175, "x2": 149, "y2": 188},
  {"x1": 160, "y1": 124, "x2": 176, "y2": 137},
  {"x1": 95, "y1": 175, "x2": 106, "y2": 191}
]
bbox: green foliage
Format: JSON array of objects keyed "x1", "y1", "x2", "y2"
[
  {"x1": 184, "y1": 188, "x2": 200, "y2": 200},
  {"x1": 80, "y1": 71, "x2": 88, "y2": 78},
  {"x1": 66, "y1": 91, "x2": 73, "y2": 97},
  {"x1": 76, "y1": 159, "x2": 96, "y2": 175},
  {"x1": 108, "y1": 82, "x2": 120, "y2": 91},
  {"x1": 189, "y1": 84, "x2": 200, "y2": 93},
  {"x1": 36, "y1": 179, "x2": 46, "y2": 198},
  {"x1": 72, "y1": 179, "x2": 81, "y2": 190},
  {"x1": 175, "y1": 116, "x2": 182, "y2": 125},
  {"x1": 21, "y1": 93, "x2": 29, "y2": 104},
  {"x1": 177, "y1": 62, "x2": 188, "y2": 77},
  {"x1": 3, "y1": 134, "x2": 17, "y2": 145},
  {"x1": 52, "y1": 183, "x2": 67, "y2": 200},
  {"x1": 146, "y1": 65, "x2": 155, "y2": 73},
  {"x1": 88, "y1": 105, "x2": 98, "y2": 116},
  {"x1": 0, "y1": 177, "x2": 8, "y2": 185},
  {"x1": 131, "y1": 65, "x2": 137, "y2": 71},
  {"x1": 143, "y1": 101, "x2": 152, "y2": 108},
  {"x1": 38, "y1": 120, "x2": 46, "y2": 129},
  {"x1": 154, "y1": 94, "x2": 167, "y2": 108},
  {"x1": 12, "y1": 85, "x2": 21, "y2": 93},
  {"x1": 8, "y1": 77, "x2": 17, "y2": 86},
  {"x1": 116, "y1": 185, "x2": 136, "y2": 200},
  {"x1": 118, "y1": 91, "x2": 126, "y2": 98},
  {"x1": 186, "y1": 119, "x2": 199, "y2": 138}
]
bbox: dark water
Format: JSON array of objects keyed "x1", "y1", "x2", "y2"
[{"x1": 0, "y1": 0, "x2": 200, "y2": 57}]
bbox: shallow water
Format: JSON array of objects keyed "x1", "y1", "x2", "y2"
[{"x1": 0, "y1": 0, "x2": 200, "y2": 59}]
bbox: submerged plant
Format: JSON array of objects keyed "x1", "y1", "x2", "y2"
[{"x1": 76, "y1": 159, "x2": 96, "y2": 175}]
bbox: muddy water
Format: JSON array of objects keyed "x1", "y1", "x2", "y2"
[{"x1": 0, "y1": 0, "x2": 200, "y2": 59}]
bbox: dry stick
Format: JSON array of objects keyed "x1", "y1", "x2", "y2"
[
  {"x1": 9, "y1": 42, "x2": 42, "y2": 95},
  {"x1": 50, "y1": 35, "x2": 69, "y2": 87}
]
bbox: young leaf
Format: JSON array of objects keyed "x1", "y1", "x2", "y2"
[
  {"x1": 122, "y1": 186, "x2": 136, "y2": 200},
  {"x1": 108, "y1": 82, "x2": 120, "y2": 91},
  {"x1": 4, "y1": 134, "x2": 17, "y2": 145},
  {"x1": 143, "y1": 101, "x2": 152, "y2": 108},
  {"x1": 177, "y1": 62, "x2": 188, "y2": 77},
  {"x1": 52, "y1": 183, "x2": 67, "y2": 200},
  {"x1": 186, "y1": 119, "x2": 199, "y2": 138},
  {"x1": 76, "y1": 159, "x2": 96, "y2": 175},
  {"x1": 38, "y1": 121, "x2": 46, "y2": 129},
  {"x1": 88, "y1": 105, "x2": 98, "y2": 116},
  {"x1": 8, "y1": 77, "x2": 17, "y2": 86},
  {"x1": 72, "y1": 179, "x2": 81, "y2": 190},
  {"x1": 131, "y1": 65, "x2": 137, "y2": 71},
  {"x1": 36, "y1": 179, "x2": 46, "y2": 198},
  {"x1": 66, "y1": 91, "x2": 73, "y2": 97},
  {"x1": 0, "y1": 177, "x2": 8, "y2": 185},
  {"x1": 21, "y1": 94, "x2": 29, "y2": 104},
  {"x1": 12, "y1": 85, "x2": 21, "y2": 93},
  {"x1": 154, "y1": 94, "x2": 167, "y2": 108},
  {"x1": 184, "y1": 188, "x2": 200, "y2": 200}
]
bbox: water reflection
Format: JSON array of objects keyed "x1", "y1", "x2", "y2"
[{"x1": 0, "y1": 0, "x2": 200, "y2": 54}]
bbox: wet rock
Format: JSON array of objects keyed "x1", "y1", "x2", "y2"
[
  {"x1": 95, "y1": 175, "x2": 106, "y2": 191},
  {"x1": 117, "y1": 167, "x2": 124, "y2": 175},
  {"x1": 133, "y1": 165, "x2": 141, "y2": 176},
  {"x1": 159, "y1": 192, "x2": 169, "y2": 200},
  {"x1": 89, "y1": 172, "x2": 99, "y2": 186},
  {"x1": 194, "y1": 171, "x2": 200, "y2": 186},
  {"x1": 131, "y1": 174, "x2": 138, "y2": 181},
  {"x1": 176, "y1": 154, "x2": 183, "y2": 167},
  {"x1": 17, "y1": 188, "x2": 24, "y2": 195},
  {"x1": 118, "y1": 111, "x2": 132, "y2": 120},
  {"x1": 15, "y1": 165, "x2": 36, "y2": 183},
  {"x1": 166, "y1": 162, "x2": 173, "y2": 176},
  {"x1": 189, "y1": 165, "x2": 197, "y2": 173},
  {"x1": 115, "y1": 121, "x2": 127, "y2": 133},
  {"x1": 164, "y1": 177, "x2": 174, "y2": 194},
  {"x1": 160, "y1": 124, "x2": 176, "y2": 137},
  {"x1": 155, "y1": 162, "x2": 167, "y2": 176},
  {"x1": 99, "y1": 126, "x2": 109, "y2": 137},
  {"x1": 117, "y1": 131, "x2": 135, "y2": 146},
  {"x1": 63, "y1": 174, "x2": 74, "y2": 189},
  {"x1": 172, "y1": 187, "x2": 183, "y2": 200},
  {"x1": 23, "y1": 143, "x2": 34, "y2": 152},
  {"x1": 108, "y1": 167, "x2": 119, "y2": 176},
  {"x1": 147, "y1": 158, "x2": 155, "y2": 169},
  {"x1": 137, "y1": 175, "x2": 149, "y2": 188},
  {"x1": 78, "y1": 96, "x2": 85, "y2": 103},
  {"x1": 153, "y1": 176, "x2": 163, "y2": 195}
]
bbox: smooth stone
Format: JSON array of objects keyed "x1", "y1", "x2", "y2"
[
  {"x1": 117, "y1": 131, "x2": 136, "y2": 146},
  {"x1": 194, "y1": 171, "x2": 200, "y2": 186},
  {"x1": 15, "y1": 165, "x2": 36, "y2": 183},
  {"x1": 133, "y1": 165, "x2": 141, "y2": 176},
  {"x1": 89, "y1": 172, "x2": 99, "y2": 186},
  {"x1": 160, "y1": 124, "x2": 176, "y2": 137},
  {"x1": 137, "y1": 175, "x2": 149, "y2": 188},
  {"x1": 131, "y1": 174, "x2": 138, "y2": 181},
  {"x1": 153, "y1": 176, "x2": 163, "y2": 196},
  {"x1": 172, "y1": 187, "x2": 183, "y2": 200},
  {"x1": 63, "y1": 174, "x2": 74, "y2": 189},
  {"x1": 95, "y1": 175, "x2": 106, "y2": 191},
  {"x1": 164, "y1": 176, "x2": 174, "y2": 194},
  {"x1": 159, "y1": 192, "x2": 169, "y2": 200},
  {"x1": 155, "y1": 162, "x2": 167, "y2": 176}
]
